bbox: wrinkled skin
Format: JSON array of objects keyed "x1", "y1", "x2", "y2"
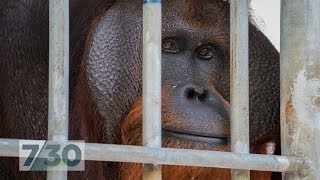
[{"x1": 0, "y1": 0, "x2": 280, "y2": 179}]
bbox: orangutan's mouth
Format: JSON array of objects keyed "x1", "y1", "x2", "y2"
[{"x1": 163, "y1": 129, "x2": 229, "y2": 144}]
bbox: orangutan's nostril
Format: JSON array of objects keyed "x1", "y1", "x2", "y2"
[
  {"x1": 185, "y1": 87, "x2": 208, "y2": 102},
  {"x1": 198, "y1": 90, "x2": 208, "y2": 102},
  {"x1": 186, "y1": 88, "x2": 197, "y2": 100}
]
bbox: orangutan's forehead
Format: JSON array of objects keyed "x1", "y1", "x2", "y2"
[{"x1": 162, "y1": 0, "x2": 230, "y2": 28}]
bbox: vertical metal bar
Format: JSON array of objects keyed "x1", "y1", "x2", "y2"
[
  {"x1": 230, "y1": 0, "x2": 250, "y2": 179},
  {"x1": 281, "y1": 0, "x2": 320, "y2": 179},
  {"x1": 47, "y1": 0, "x2": 69, "y2": 179},
  {"x1": 142, "y1": 0, "x2": 162, "y2": 179}
]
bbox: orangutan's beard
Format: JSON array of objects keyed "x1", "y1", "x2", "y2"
[{"x1": 119, "y1": 97, "x2": 274, "y2": 180}]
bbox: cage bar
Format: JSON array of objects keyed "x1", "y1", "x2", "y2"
[
  {"x1": 0, "y1": 139, "x2": 308, "y2": 173},
  {"x1": 47, "y1": 0, "x2": 70, "y2": 179},
  {"x1": 280, "y1": 0, "x2": 320, "y2": 179},
  {"x1": 230, "y1": 0, "x2": 250, "y2": 179},
  {"x1": 142, "y1": 0, "x2": 162, "y2": 179}
]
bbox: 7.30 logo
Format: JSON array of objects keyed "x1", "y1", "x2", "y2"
[{"x1": 19, "y1": 140, "x2": 85, "y2": 171}]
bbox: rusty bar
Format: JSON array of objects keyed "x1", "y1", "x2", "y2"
[
  {"x1": 280, "y1": 0, "x2": 320, "y2": 179},
  {"x1": 142, "y1": 0, "x2": 162, "y2": 179},
  {"x1": 230, "y1": 0, "x2": 250, "y2": 179},
  {"x1": 47, "y1": 0, "x2": 69, "y2": 179},
  {"x1": 0, "y1": 139, "x2": 308, "y2": 173}
]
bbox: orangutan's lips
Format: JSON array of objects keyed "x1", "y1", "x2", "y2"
[{"x1": 163, "y1": 129, "x2": 229, "y2": 144}]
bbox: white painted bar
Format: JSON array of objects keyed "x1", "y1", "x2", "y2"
[
  {"x1": 280, "y1": 0, "x2": 320, "y2": 179},
  {"x1": 48, "y1": 0, "x2": 70, "y2": 179},
  {"x1": 230, "y1": 0, "x2": 250, "y2": 179},
  {"x1": 0, "y1": 139, "x2": 309, "y2": 173},
  {"x1": 142, "y1": 0, "x2": 162, "y2": 179}
]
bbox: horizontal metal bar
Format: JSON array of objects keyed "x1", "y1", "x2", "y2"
[{"x1": 0, "y1": 139, "x2": 307, "y2": 173}]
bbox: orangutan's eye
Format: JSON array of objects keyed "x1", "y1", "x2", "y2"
[
  {"x1": 195, "y1": 45, "x2": 217, "y2": 60},
  {"x1": 162, "y1": 38, "x2": 180, "y2": 53}
]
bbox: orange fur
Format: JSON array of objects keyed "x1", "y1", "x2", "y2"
[{"x1": 120, "y1": 98, "x2": 276, "y2": 179}]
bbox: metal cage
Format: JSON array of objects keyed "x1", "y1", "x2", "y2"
[{"x1": 1, "y1": 0, "x2": 319, "y2": 179}]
